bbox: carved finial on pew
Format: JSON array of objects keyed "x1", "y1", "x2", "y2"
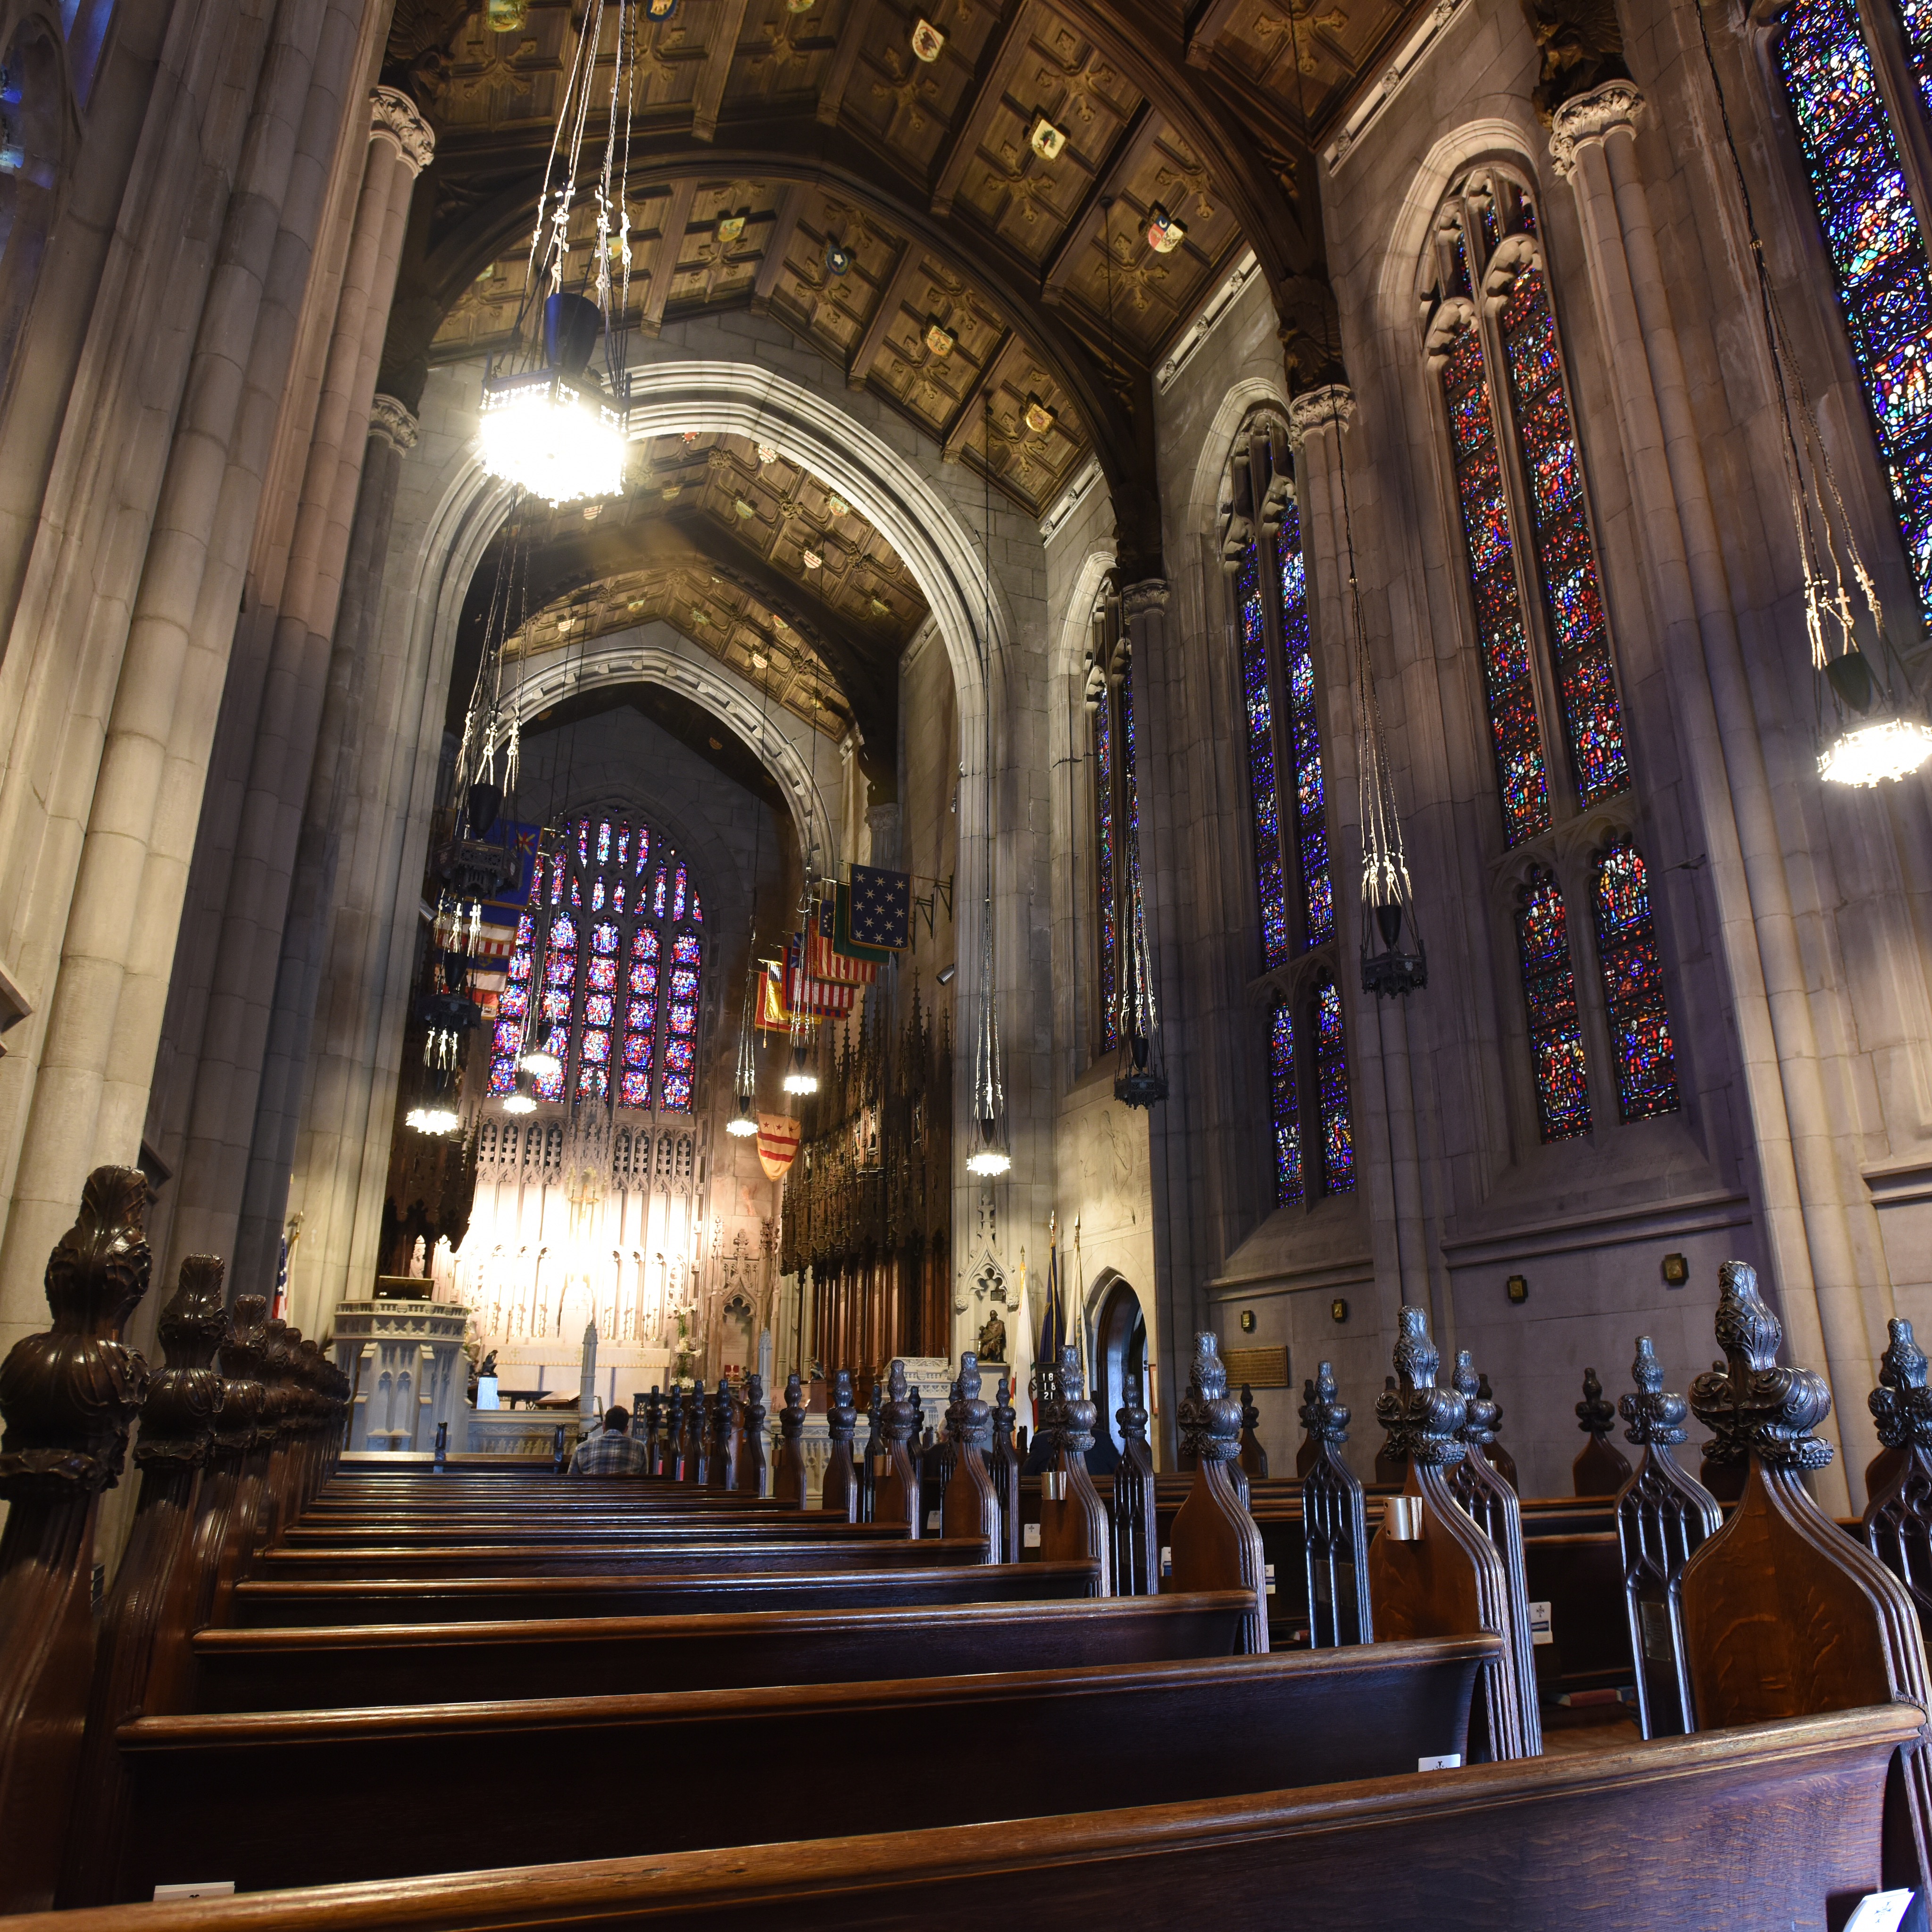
[
  {"x1": 1039, "y1": 1344, "x2": 1112, "y2": 1591},
  {"x1": 1369, "y1": 1306, "x2": 1533, "y2": 1761},
  {"x1": 822, "y1": 1369, "x2": 859, "y2": 1522},
  {"x1": 710, "y1": 1378, "x2": 738, "y2": 1490},
  {"x1": 1616, "y1": 1336, "x2": 1719, "y2": 1740},
  {"x1": 986, "y1": 1374, "x2": 1022, "y2": 1562},
  {"x1": 1450, "y1": 1358, "x2": 1518, "y2": 1488},
  {"x1": 1169, "y1": 1332, "x2": 1266, "y2": 1647},
  {"x1": 1373, "y1": 1373, "x2": 1407, "y2": 1484},
  {"x1": 1296, "y1": 1376, "x2": 1319, "y2": 1476},
  {"x1": 1300, "y1": 1362, "x2": 1372, "y2": 1646},
  {"x1": 737, "y1": 1374, "x2": 767, "y2": 1495},
  {"x1": 1680, "y1": 1259, "x2": 1932, "y2": 1898},
  {"x1": 1864, "y1": 1318, "x2": 1932, "y2": 1634},
  {"x1": 941, "y1": 1352, "x2": 1000, "y2": 1553},
  {"x1": 873, "y1": 1360, "x2": 920, "y2": 1533},
  {"x1": 220, "y1": 1293, "x2": 276, "y2": 1577},
  {"x1": 1238, "y1": 1384, "x2": 1269, "y2": 1479},
  {"x1": 687, "y1": 1379, "x2": 711, "y2": 1485},
  {"x1": 774, "y1": 1372, "x2": 809, "y2": 1507},
  {"x1": 662, "y1": 1383, "x2": 684, "y2": 1480},
  {"x1": 0, "y1": 1166, "x2": 154, "y2": 1914},
  {"x1": 1574, "y1": 1365, "x2": 1634, "y2": 1497},
  {"x1": 1110, "y1": 1373, "x2": 1158, "y2": 1592},
  {"x1": 60, "y1": 1253, "x2": 228, "y2": 1904}
]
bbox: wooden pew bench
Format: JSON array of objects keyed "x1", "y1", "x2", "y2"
[
  {"x1": 191, "y1": 1591, "x2": 1258, "y2": 1711},
  {"x1": 100, "y1": 1636, "x2": 1498, "y2": 1901},
  {"x1": 228, "y1": 1559, "x2": 1106, "y2": 1627},
  {"x1": 246, "y1": 1537, "x2": 994, "y2": 1583}
]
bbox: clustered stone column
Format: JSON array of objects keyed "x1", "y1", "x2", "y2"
[
  {"x1": 166, "y1": 89, "x2": 433, "y2": 1281},
  {"x1": 1550, "y1": 80, "x2": 1888, "y2": 1506}
]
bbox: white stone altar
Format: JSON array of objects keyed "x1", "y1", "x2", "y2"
[{"x1": 332, "y1": 1290, "x2": 471, "y2": 1453}]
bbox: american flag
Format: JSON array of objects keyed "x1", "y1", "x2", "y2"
[
  {"x1": 808, "y1": 892, "x2": 876, "y2": 985},
  {"x1": 787, "y1": 932, "x2": 857, "y2": 1016},
  {"x1": 849, "y1": 865, "x2": 911, "y2": 950}
]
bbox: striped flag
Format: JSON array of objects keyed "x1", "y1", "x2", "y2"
[
  {"x1": 757, "y1": 1114, "x2": 800, "y2": 1180},
  {"x1": 787, "y1": 932, "x2": 857, "y2": 1017},
  {"x1": 808, "y1": 891, "x2": 876, "y2": 985}
]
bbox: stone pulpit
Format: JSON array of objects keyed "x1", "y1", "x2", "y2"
[{"x1": 333, "y1": 1282, "x2": 470, "y2": 1452}]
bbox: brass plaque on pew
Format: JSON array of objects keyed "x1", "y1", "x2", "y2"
[{"x1": 1221, "y1": 1346, "x2": 1290, "y2": 1388}]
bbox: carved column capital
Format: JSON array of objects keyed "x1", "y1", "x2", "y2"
[
  {"x1": 1120, "y1": 578, "x2": 1170, "y2": 624},
  {"x1": 370, "y1": 86, "x2": 436, "y2": 175},
  {"x1": 368, "y1": 394, "x2": 419, "y2": 455},
  {"x1": 1288, "y1": 383, "x2": 1356, "y2": 445},
  {"x1": 1549, "y1": 81, "x2": 1646, "y2": 178}
]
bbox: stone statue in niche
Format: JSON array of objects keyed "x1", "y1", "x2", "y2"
[
  {"x1": 410, "y1": 1236, "x2": 427, "y2": 1277},
  {"x1": 976, "y1": 1308, "x2": 1007, "y2": 1366}
]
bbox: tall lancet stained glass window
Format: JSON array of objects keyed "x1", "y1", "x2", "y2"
[
  {"x1": 1228, "y1": 425, "x2": 1353, "y2": 1205},
  {"x1": 1430, "y1": 179, "x2": 1630, "y2": 841},
  {"x1": 1777, "y1": 0, "x2": 1932, "y2": 612},
  {"x1": 1515, "y1": 867, "x2": 1591, "y2": 1141},
  {"x1": 489, "y1": 814, "x2": 704, "y2": 1115},
  {"x1": 1592, "y1": 839, "x2": 1678, "y2": 1123}
]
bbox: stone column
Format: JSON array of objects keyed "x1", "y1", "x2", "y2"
[
  {"x1": 233, "y1": 395, "x2": 420, "y2": 1299},
  {"x1": 0, "y1": 0, "x2": 373, "y2": 1354},
  {"x1": 165, "y1": 90, "x2": 433, "y2": 1282},
  {"x1": 1551, "y1": 81, "x2": 1888, "y2": 1506}
]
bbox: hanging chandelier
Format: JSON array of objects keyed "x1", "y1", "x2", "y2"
[
  {"x1": 1692, "y1": 0, "x2": 1931, "y2": 790},
  {"x1": 475, "y1": 0, "x2": 639, "y2": 505},
  {"x1": 966, "y1": 398, "x2": 1010, "y2": 1179},
  {"x1": 783, "y1": 888, "x2": 820, "y2": 1092},
  {"x1": 726, "y1": 966, "x2": 759, "y2": 1136}
]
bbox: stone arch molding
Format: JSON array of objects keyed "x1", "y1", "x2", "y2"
[{"x1": 496, "y1": 621, "x2": 842, "y2": 874}]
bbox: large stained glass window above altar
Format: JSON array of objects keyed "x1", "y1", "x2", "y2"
[{"x1": 490, "y1": 814, "x2": 706, "y2": 1114}]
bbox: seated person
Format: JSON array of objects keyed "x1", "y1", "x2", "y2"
[{"x1": 567, "y1": 1404, "x2": 651, "y2": 1476}]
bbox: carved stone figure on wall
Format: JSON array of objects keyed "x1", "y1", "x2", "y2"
[{"x1": 976, "y1": 1309, "x2": 1007, "y2": 1366}]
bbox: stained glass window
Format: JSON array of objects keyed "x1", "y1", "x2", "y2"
[
  {"x1": 1095, "y1": 672, "x2": 1118, "y2": 1050},
  {"x1": 1498, "y1": 268, "x2": 1630, "y2": 804},
  {"x1": 1237, "y1": 545, "x2": 1291, "y2": 969},
  {"x1": 490, "y1": 823, "x2": 701, "y2": 1116},
  {"x1": 1439, "y1": 316, "x2": 1552, "y2": 845},
  {"x1": 1269, "y1": 999, "x2": 1303, "y2": 1207},
  {"x1": 1592, "y1": 839, "x2": 1679, "y2": 1123},
  {"x1": 1279, "y1": 501, "x2": 1333, "y2": 946},
  {"x1": 1314, "y1": 975, "x2": 1355, "y2": 1194},
  {"x1": 1779, "y1": 0, "x2": 1932, "y2": 611},
  {"x1": 1516, "y1": 868, "x2": 1591, "y2": 1141}
]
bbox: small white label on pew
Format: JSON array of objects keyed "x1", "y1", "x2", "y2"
[
  {"x1": 154, "y1": 1883, "x2": 235, "y2": 1903},
  {"x1": 1160, "y1": 1544, "x2": 1171, "y2": 1577},
  {"x1": 1417, "y1": 1754, "x2": 1461, "y2": 1772},
  {"x1": 1264, "y1": 1561, "x2": 1276, "y2": 1597},
  {"x1": 1846, "y1": 1892, "x2": 1916, "y2": 1932},
  {"x1": 1024, "y1": 1522, "x2": 1041, "y2": 1548},
  {"x1": 926, "y1": 1509, "x2": 941, "y2": 1531},
  {"x1": 1528, "y1": 1599, "x2": 1553, "y2": 1645}
]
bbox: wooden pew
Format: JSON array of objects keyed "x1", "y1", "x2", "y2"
[
  {"x1": 190, "y1": 1591, "x2": 1260, "y2": 1710},
  {"x1": 24, "y1": 1706, "x2": 1902, "y2": 1932},
  {"x1": 94, "y1": 1636, "x2": 1501, "y2": 1900}
]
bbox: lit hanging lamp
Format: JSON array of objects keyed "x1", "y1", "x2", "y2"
[
  {"x1": 966, "y1": 395, "x2": 1010, "y2": 1179},
  {"x1": 517, "y1": 821, "x2": 564, "y2": 1084},
  {"x1": 476, "y1": 0, "x2": 638, "y2": 504},
  {"x1": 1691, "y1": 1, "x2": 1931, "y2": 788},
  {"x1": 726, "y1": 966, "x2": 759, "y2": 1137},
  {"x1": 783, "y1": 893, "x2": 820, "y2": 1095}
]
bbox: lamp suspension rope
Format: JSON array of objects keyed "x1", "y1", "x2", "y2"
[{"x1": 966, "y1": 391, "x2": 1009, "y2": 1177}]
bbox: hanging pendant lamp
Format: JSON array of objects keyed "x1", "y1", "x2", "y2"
[
  {"x1": 476, "y1": 0, "x2": 639, "y2": 504},
  {"x1": 726, "y1": 967, "x2": 759, "y2": 1136}
]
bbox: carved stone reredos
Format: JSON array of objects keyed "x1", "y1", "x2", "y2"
[
  {"x1": 1620, "y1": 1335, "x2": 1690, "y2": 1447},
  {"x1": 1178, "y1": 1332, "x2": 1241, "y2": 1465},
  {"x1": 1688, "y1": 1260, "x2": 1834, "y2": 1473},
  {"x1": 1300, "y1": 1361, "x2": 1350, "y2": 1445},
  {"x1": 1374, "y1": 1306, "x2": 1466, "y2": 1469},
  {"x1": 137, "y1": 1255, "x2": 229, "y2": 1469},
  {"x1": 0, "y1": 1164, "x2": 155, "y2": 1499},
  {"x1": 1871, "y1": 1316, "x2": 1932, "y2": 1454}
]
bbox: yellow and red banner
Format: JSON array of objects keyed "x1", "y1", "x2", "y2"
[{"x1": 757, "y1": 1113, "x2": 801, "y2": 1180}]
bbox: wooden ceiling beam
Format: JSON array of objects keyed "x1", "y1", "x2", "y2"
[
  {"x1": 640, "y1": 180, "x2": 700, "y2": 334},
  {"x1": 692, "y1": 0, "x2": 753, "y2": 141},
  {"x1": 845, "y1": 242, "x2": 924, "y2": 391},
  {"x1": 929, "y1": 0, "x2": 1038, "y2": 217},
  {"x1": 1183, "y1": 0, "x2": 1247, "y2": 69},
  {"x1": 816, "y1": 0, "x2": 876, "y2": 124},
  {"x1": 1040, "y1": 101, "x2": 1150, "y2": 299},
  {"x1": 751, "y1": 185, "x2": 805, "y2": 313},
  {"x1": 941, "y1": 333, "x2": 1009, "y2": 457}
]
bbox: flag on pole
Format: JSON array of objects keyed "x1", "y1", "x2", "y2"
[
  {"x1": 833, "y1": 882, "x2": 893, "y2": 966},
  {"x1": 756, "y1": 1113, "x2": 800, "y2": 1180},
  {"x1": 1035, "y1": 1215, "x2": 1063, "y2": 1428},
  {"x1": 755, "y1": 958, "x2": 793, "y2": 1032},
  {"x1": 848, "y1": 864, "x2": 912, "y2": 949},
  {"x1": 808, "y1": 891, "x2": 876, "y2": 985},
  {"x1": 787, "y1": 931, "x2": 858, "y2": 1016}
]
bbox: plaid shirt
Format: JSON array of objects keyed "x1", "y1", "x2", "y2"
[{"x1": 568, "y1": 1429, "x2": 652, "y2": 1476}]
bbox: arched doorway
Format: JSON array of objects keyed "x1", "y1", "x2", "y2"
[{"x1": 1092, "y1": 1276, "x2": 1148, "y2": 1465}]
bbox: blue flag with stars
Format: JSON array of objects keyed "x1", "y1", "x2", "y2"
[{"x1": 848, "y1": 864, "x2": 911, "y2": 951}]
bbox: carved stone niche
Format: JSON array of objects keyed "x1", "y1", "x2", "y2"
[{"x1": 331, "y1": 1293, "x2": 471, "y2": 1455}]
